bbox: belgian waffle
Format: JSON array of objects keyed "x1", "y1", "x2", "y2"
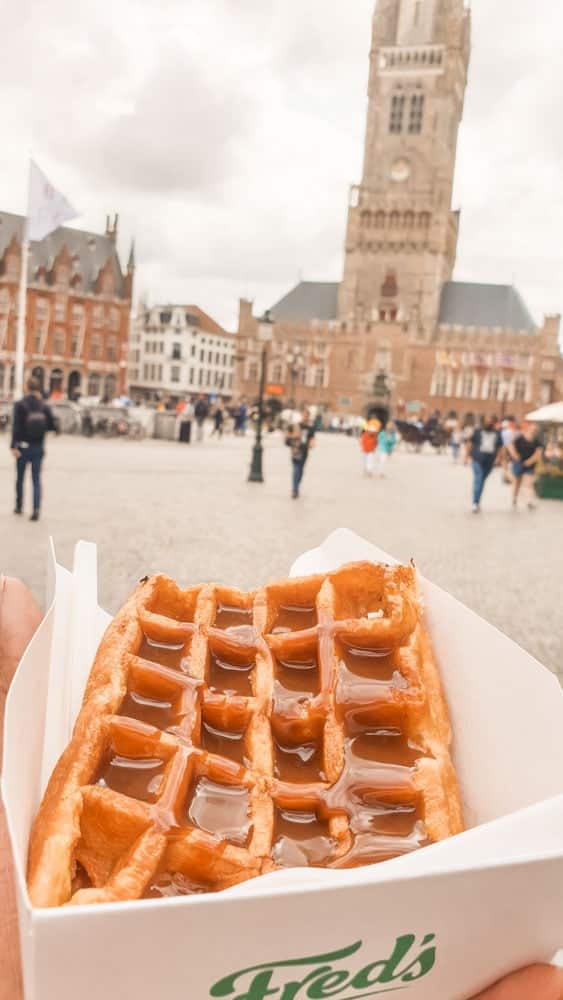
[{"x1": 27, "y1": 562, "x2": 463, "y2": 906}]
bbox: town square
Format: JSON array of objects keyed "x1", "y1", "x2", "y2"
[{"x1": 1, "y1": 2, "x2": 563, "y2": 999}]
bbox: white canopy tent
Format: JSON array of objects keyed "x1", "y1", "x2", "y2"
[{"x1": 525, "y1": 402, "x2": 563, "y2": 424}]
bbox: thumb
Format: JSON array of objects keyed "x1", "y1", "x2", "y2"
[
  {"x1": 0, "y1": 577, "x2": 42, "y2": 766},
  {"x1": 474, "y1": 964, "x2": 563, "y2": 1000}
]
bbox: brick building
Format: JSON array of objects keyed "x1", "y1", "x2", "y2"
[
  {"x1": 236, "y1": 0, "x2": 562, "y2": 421},
  {"x1": 0, "y1": 213, "x2": 134, "y2": 401}
]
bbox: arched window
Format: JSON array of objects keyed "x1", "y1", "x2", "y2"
[
  {"x1": 381, "y1": 272, "x2": 398, "y2": 298},
  {"x1": 104, "y1": 374, "x2": 117, "y2": 400},
  {"x1": 49, "y1": 368, "x2": 64, "y2": 395},
  {"x1": 389, "y1": 94, "x2": 406, "y2": 134},
  {"x1": 408, "y1": 94, "x2": 425, "y2": 134},
  {"x1": 87, "y1": 372, "x2": 101, "y2": 397}
]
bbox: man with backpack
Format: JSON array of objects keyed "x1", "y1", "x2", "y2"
[{"x1": 10, "y1": 377, "x2": 57, "y2": 521}]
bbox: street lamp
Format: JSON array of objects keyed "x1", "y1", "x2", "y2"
[{"x1": 248, "y1": 310, "x2": 274, "y2": 483}]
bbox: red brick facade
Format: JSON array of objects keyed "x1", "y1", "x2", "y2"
[{"x1": 0, "y1": 213, "x2": 133, "y2": 400}]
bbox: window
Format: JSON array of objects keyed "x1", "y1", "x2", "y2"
[
  {"x1": 90, "y1": 334, "x2": 101, "y2": 360},
  {"x1": 389, "y1": 94, "x2": 405, "y2": 134},
  {"x1": 460, "y1": 371, "x2": 474, "y2": 398},
  {"x1": 92, "y1": 305, "x2": 104, "y2": 328},
  {"x1": 171, "y1": 365, "x2": 180, "y2": 383},
  {"x1": 107, "y1": 336, "x2": 117, "y2": 362},
  {"x1": 314, "y1": 367, "x2": 325, "y2": 388},
  {"x1": 514, "y1": 377, "x2": 527, "y2": 402},
  {"x1": 487, "y1": 375, "x2": 500, "y2": 400},
  {"x1": 432, "y1": 368, "x2": 448, "y2": 396},
  {"x1": 71, "y1": 334, "x2": 80, "y2": 358},
  {"x1": 143, "y1": 363, "x2": 149, "y2": 380},
  {"x1": 272, "y1": 363, "x2": 283, "y2": 383},
  {"x1": 413, "y1": 0, "x2": 421, "y2": 26},
  {"x1": 158, "y1": 364, "x2": 163, "y2": 380},
  {"x1": 87, "y1": 373, "x2": 101, "y2": 396},
  {"x1": 54, "y1": 296, "x2": 66, "y2": 322},
  {"x1": 110, "y1": 307, "x2": 120, "y2": 331},
  {"x1": 172, "y1": 342, "x2": 182, "y2": 360},
  {"x1": 248, "y1": 361, "x2": 259, "y2": 382},
  {"x1": 222, "y1": 353, "x2": 227, "y2": 366},
  {"x1": 208, "y1": 350, "x2": 212, "y2": 363},
  {"x1": 206, "y1": 370, "x2": 211, "y2": 386},
  {"x1": 198, "y1": 369, "x2": 203, "y2": 385},
  {"x1": 191, "y1": 344, "x2": 196, "y2": 357},
  {"x1": 53, "y1": 330, "x2": 65, "y2": 355},
  {"x1": 189, "y1": 368, "x2": 194, "y2": 384},
  {"x1": 200, "y1": 349, "x2": 204, "y2": 362},
  {"x1": 409, "y1": 94, "x2": 424, "y2": 134},
  {"x1": 228, "y1": 373, "x2": 233, "y2": 389}
]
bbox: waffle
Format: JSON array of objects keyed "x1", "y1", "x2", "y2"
[{"x1": 27, "y1": 561, "x2": 463, "y2": 907}]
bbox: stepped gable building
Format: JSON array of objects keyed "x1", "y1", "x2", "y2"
[
  {"x1": 129, "y1": 303, "x2": 236, "y2": 403},
  {"x1": 236, "y1": 0, "x2": 562, "y2": 420},
  {"x1": 0, "y1": 212, "x2": 134, "y2": 400}
]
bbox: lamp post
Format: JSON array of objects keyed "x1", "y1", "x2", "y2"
[{"x1": 248, "y1": 310, "x2": 274, "y2": 483}]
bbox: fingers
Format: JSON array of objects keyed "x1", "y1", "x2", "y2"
[{"x1": 474, "y1": 964, "x2": 563, "y2": 1000}]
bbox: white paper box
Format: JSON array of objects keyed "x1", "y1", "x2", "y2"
[{"x1": 3, "y1": 529, "x2": 563, "y2": 1000}]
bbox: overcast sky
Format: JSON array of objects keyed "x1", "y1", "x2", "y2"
[{"x1": 2, "y1": 0, "x2": 562, "y2": 332}]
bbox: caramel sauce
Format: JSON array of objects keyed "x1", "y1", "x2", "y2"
[
  {"x1": 209, "y1": 651, "x2": 254, "y2": 697},
  {"x1": 95, "y1": 753, "x2": 166, "y2": 803},
  {"x1": 273, "y1": 738, "x2": 326, "y2": 783},
  {"x1": 272, "y1": 605, "x2": 317, "y2": 634},
  {"x1": 215, "y1": 604, "x2": 253, "y2": 631},
  {"x1": 337, "y1": 640, "x2": 396, "y2": 680},
  {"x1": 119, "y1": 690, "x2": 179, "y2": 732},
  {"x1": 201, "y1": 721, "x2": 247, "y2": 765},
  {"x1": 272, "y1": 808, "x2": 335, "y2": 867},
  {"x1": 143, "y1": 872, "x2": 208, "y2": 898},
  {"x1": 274, "y1": 653, "x2": 320, "y2": 694},
  {"x1": 186, "y1": 777, "x2": 251, "y2": 846},
  {"x1": 138, "y1": 635, "x2": 191, "y2": 673}
]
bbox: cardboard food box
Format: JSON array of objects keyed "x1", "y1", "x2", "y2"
[{"x1": 3, "y1": 529, "x2": 563, "y2": 1000}]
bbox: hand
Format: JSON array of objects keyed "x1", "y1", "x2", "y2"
[
  {"x1": 473, "y1": 964, "x2": 563, "y2": 999},
  {"x1": 11, "y1": 448, "x2": 21, "y2": 459},
  {"x1": 0, "y1": 577, "x2": 42, "y2": 1000}
]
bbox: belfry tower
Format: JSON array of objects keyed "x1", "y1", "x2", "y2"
[{"x1": 338, "y1": 0, "x2": 471, "y2": 335}]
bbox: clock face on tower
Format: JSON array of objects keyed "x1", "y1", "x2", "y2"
[{"x1": 390, "y1": 158, "x2": 411, "y2": 182}]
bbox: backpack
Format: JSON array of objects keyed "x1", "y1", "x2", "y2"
[{"x1": 23, "y1": 400, "x2": 48, "y2": 443}]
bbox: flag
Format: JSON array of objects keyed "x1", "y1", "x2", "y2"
[{"x1": 27, "y1": 160, "x2": 78, "y2": 242}]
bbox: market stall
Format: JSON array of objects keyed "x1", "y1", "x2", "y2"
[{"x1": 526, "y1": 402, "x2": 563, "y2": 499}]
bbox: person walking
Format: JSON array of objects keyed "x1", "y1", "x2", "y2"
[
  {"x1": 470, "y1": 417, "x2": 502, "y2": 513},
  {"x1": 194, "y1": 395, "x2": 209, "y2": 442},
  {"x1": 508, "y1": 422, "x2": 542, "y2": 510},
  {"x1": 377, "y1": 421, "x2": 397, "y2": 477},
  {"x1": 211, "y1": 402, "x2": 224, "y2": 438},
  {"x1": 10, "y1": 376, "x2": 57, "y2": 521},
  {"x1": 286, "y1": 408, "x2": 316, "y2": 499},
  {"x1": 359, "y1": 420, "x2": 379, "y2": 477}
]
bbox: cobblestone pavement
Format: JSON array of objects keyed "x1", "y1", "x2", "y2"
[{"x1": 1, "y1": 429, "x2": 562, "y2": 682}]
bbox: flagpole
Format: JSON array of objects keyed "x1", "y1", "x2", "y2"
[{"x1": 14, "y1": 225, "x2": 29, "y2": 400}]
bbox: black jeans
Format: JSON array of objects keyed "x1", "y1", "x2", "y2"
[
  {"x1": 16, "y1": 444, "x2": 44, "y2": 512},
  {"x1": 292, "y1": 458, "x2": 306, "y2": 495}
]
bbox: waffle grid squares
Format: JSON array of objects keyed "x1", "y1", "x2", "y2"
[{"x1": 27, "y1": 562, "x2": 463, "y2": 907}]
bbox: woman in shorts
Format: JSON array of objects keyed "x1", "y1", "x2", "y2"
[{"x1": 508, "y1": 422, "x2": 542, "y2": 510}]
